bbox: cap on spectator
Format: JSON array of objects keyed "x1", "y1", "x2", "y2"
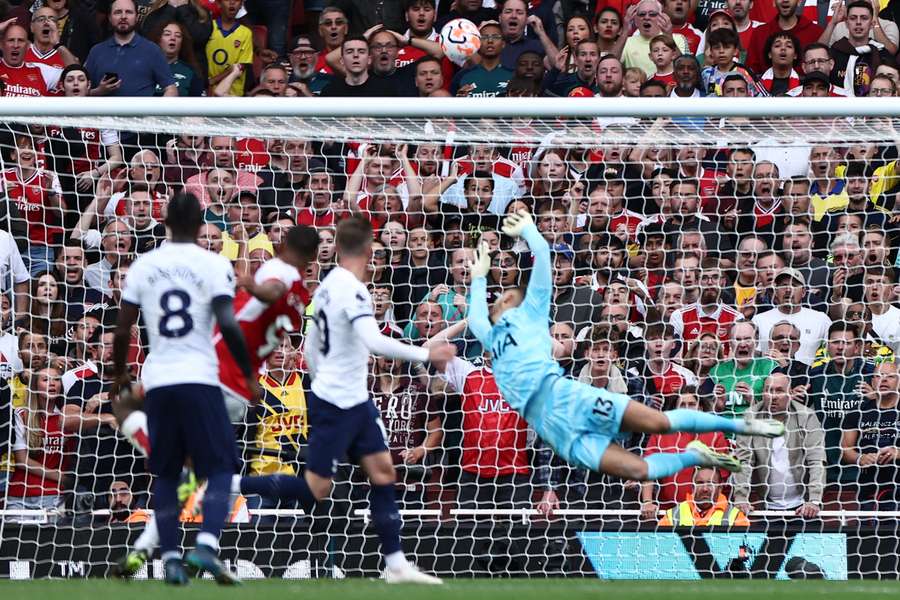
[
  {"x1": 774, "y1": 267, "x2": 806, "y2": 285},
  {"x1": 307, "y1": 158, "x2": 331, "y2": 175},
  {"x1": 707, "y1": 8, "x2": 736, "y2": 23},
  {"x1": 232, "y1": 186, "x2": 259, "y2": 201},
  {"x1": 845, "y1": 159, "x2": 869, "y2": 179},
  {"x1": 550, "y1": 243, "x2": 575, "y2": 261},
  {"x1": 801, "y1": 71, "x2": 830, "y2": 86},
  {"x1": 479, "y1": 20, "x2": 501, "y2": 31},
  {"x1": 291, "y1": 35, "x2": 316, "y2": 53}
]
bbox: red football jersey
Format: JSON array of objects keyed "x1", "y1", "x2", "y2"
[
  {"x1": 443, "y1": 358, "x2": 529, "y2": 478},
  {"x1": 47, "y1": 126, "x2": 103, "y2": 174},
  {"x1": 235, "y1": 138, "x2": 269, "y2": 172},
  {"x1": 1, "y1": 168, "x2": 63, "y2": 245},
  {"x1": 650, "y1": 362, "x2": 699, "y2": 395},
  {"x1": 609, "y1": 209, "x2": 648, "y2": 243},
  {"x1": 25, "y1": 44, "x2": 65, "y2": 92},
  {"x1": 9, "y1": 406, "x2": 71, "y2": 497},
  {"x1": 644, "y1": 430, "x2": 730, "y2": 506},
  {"x1": 0, "y1": 60, "x2": 48, "y2": 96},
  {"x1": 216, "y1": 257, "x2": 311, "y2": 400},
  {"x1": 671, "y1": 303, "x2": 742, "y2": 353}
]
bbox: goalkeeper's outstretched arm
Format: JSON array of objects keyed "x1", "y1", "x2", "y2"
[
  {"x1": 504, "y1": 211, "x2": 551, "y2": 318},
  {"x1": 466, "y1": 243, "x2": 494, "y2": 346}
]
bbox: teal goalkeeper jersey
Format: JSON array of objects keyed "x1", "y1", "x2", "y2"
[{"x1": 468, "y1": 224, "x2": 562, "y2": 414}]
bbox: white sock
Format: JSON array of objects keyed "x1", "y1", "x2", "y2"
[
  {"x1": 231, "y1": 474, "x2": 241, "y2": 494},
  {"x1": 134, "y1": 514, "x2": 160, "y2": 554},
  {"x1": 385, "y1": 551, "x2": 408, "y2": 570},
  {"x1": 120, "y1": 412, "x2": 150, "y2": 458},
  {"x1": 196, "y1": 532, "x2": 219, "y2": 551}
]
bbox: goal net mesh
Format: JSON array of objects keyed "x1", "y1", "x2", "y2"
[{"x1": 0, "y1": 112, "x2": 899, "y2": 580}]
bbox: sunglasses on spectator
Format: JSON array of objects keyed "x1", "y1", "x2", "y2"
[
  {"x1": 33, "y1": 15, "x2": 58, "y2": 22},
  {"x1": 772, "y1": 335, "x2": 800, "y2": 342},
  {"x1": 372, "y1": 250, "x2": 387, "y2": 259},
  {"x1": 492, "y1": 258, "x2": 516, "y2": 267},
  {"x1": 637, "y1": 11, "x2": 659, "y2": 17}
]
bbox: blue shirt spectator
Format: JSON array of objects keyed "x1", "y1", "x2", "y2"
[{"x1": 84, "y1": 0, "x2": 176, "y2": 97}]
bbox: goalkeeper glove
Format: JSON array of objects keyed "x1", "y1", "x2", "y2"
[
  {"x1": 468, "y1": 241, "x2": 491, "y2": 279},
  {"x1": 501, "y1": 209, "x2": 534, "y2": 238}
]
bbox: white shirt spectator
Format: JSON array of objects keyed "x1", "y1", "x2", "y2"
[
  {"x1": 872, "y1": 305, "x2": 900, "y2": 355},
  {"x1": 753, "y1": 307, "x2": 832, "y2": 366},
  {"x1": 0, "y1": 229, "x2": 29, "y2": 292},
  {"x1": 766, "y1": 436, "x2": 805, "y2": 509},
  {"x1": 750, "y1": 138, "x2": 812, "y2": 179}
]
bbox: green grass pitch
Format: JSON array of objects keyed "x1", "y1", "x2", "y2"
[{"x1": 2, "y1": 579, "x2": 900, "y2": 600}]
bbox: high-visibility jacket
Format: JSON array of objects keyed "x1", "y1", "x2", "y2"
[
  {"x1": 180, "y1": 492, "x2": 249, "y2": 523},
  {"x1": 659, "y1": 493, "x2": 750, "y2": 527}
]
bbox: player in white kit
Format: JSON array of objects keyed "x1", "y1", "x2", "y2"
[
  {"x1": 237, "y1": 216, "x2": 456, "y2": 584},
  {"x1": 111, "y1": 193, "x2": 257, "y2": 586}
]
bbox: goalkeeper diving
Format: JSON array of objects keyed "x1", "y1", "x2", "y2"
[{"x1": 466, "y1": 210, "x2": 784, "y2": 480}]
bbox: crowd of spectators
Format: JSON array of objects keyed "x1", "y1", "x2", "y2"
[{"x1": 0, "y1": 0, "x2": 899, "y2": 528}]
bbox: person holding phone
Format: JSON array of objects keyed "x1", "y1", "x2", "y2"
[{"x1": 84, "y1": 0, "x2": 177, "y2": 96}]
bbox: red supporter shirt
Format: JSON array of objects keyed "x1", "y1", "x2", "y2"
[
  {"x1": 296, "y1": 207, "x2": 341, "y2": 228},
  {"x1": 216, "y1": 257, "x2": 311, "y2": 401},
  {"x1": 47, "y1": 126, "x2": 104, "y2": 174},
  {"x1": 650, "y1": 362, "x2": 699, "y2": 395},
  {"x1": 1, "y1": 168, "x2": 63, "y2": 245},
  {"x1": 609, "y1": 209, "x2": 648, "y2": 243},
  {"x1": 25, "y1": 44, "x2": 65, "y2": 92},
  {"x1": 235, "y1": 138, "x2": 270, "y2": 172},
  {"x1": 0, "y1": 60, "x2": 48, "y2": 96},
  {"x1": 314, "y1": 50, "x2": 334, "y2": 75},
  {"x1": 104, "y1": 189, "x2": 169, "y2": 222},
  {"x1": 9, "y1": 406, "x2": 71, "y2": 497},
  {"x1": 670, "y1": 303, "x2": 742, "y2": 351},
  {"x1": 443, "y1": 358, "x2": 529, "y2": 477},
  {"x1": 644, "y1": 431, "x2": 730, "y2": 506},
  {"x1": 672, "y1": 23, "x2": 702, "y2": 54},
  {"x1": 752, "y1": 198, "x2": 782, "y2": 228},
  {"x1": 746, "y1": 17, "x2": 824, "y2": 74}
]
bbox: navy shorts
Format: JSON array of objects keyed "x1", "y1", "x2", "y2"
[
  {"x1": 306, "y1": 391, "x2": 388, "y2": 478},
  {"x1": 145, "y1": 383, "x2": 239, "y2": 480}
]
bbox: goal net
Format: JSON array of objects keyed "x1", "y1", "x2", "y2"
[{"x1": 1, "y1": 98, "x2": 899, "y2": 580}]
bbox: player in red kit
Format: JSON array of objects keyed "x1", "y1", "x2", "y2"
[
  {"x1": 113, "y1": 225, "x2": 320, "y2": 577},
  {"x1": 216, "y1": 225, "x2": 321, "y2": 420}
]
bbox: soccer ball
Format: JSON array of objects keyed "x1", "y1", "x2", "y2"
[{"x1": 440, "y1": 18, "x2": 481, "y2": 66}]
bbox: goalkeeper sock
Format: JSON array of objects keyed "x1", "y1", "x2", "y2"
[
  {"x1": 120, "y1": 411, "x2": 150, "y2": 458},
  {"x1": 134, "y1": 514, "x2": 160, "y2": 555},
  {"x1": 369, "y1": 484, "x2": 402, "y2": 557},
  {"x1": 665, "y1": 409, "x2": 743, "y2": 434},
  {"x1": 152, "y1": 476, "x2": 180, "y2": 556},
  {"x1": 197, "y1": 472, "x2": 232, "y2": 549},
  {"x1": 240, "y1": 474, "x2": 317, "y2": 512},
  {"x1": 645, "y1": 451, "x2": 703, "y2": 480}
]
